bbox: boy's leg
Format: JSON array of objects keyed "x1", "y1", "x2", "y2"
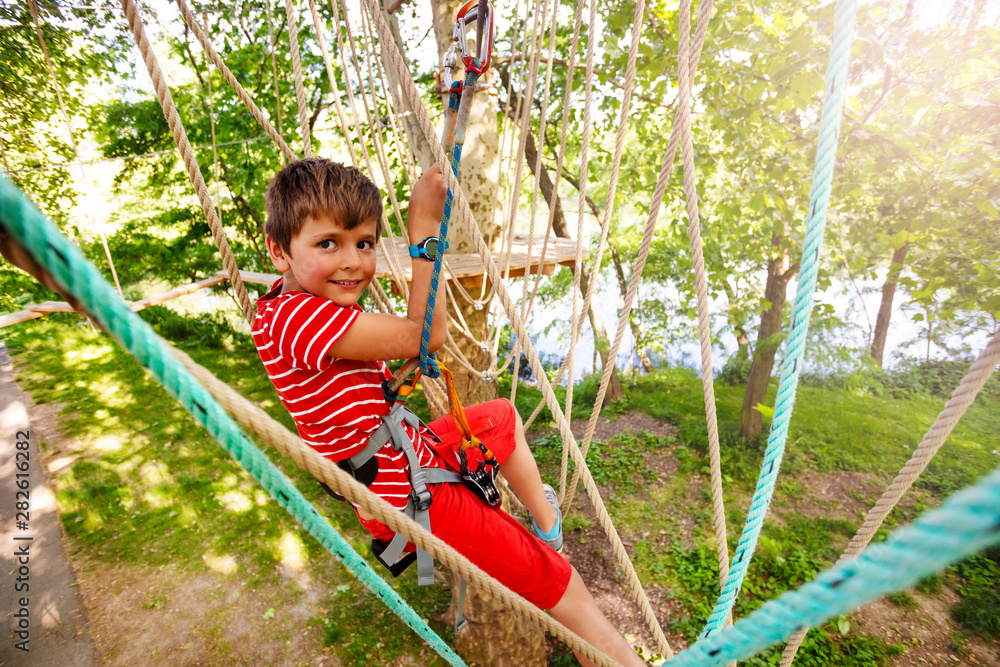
[
  {"x1": 497, "y1": 409, "x2": 558, "y2": 533},
  {"x1": 550, "y1": 567, "x2": 648, "y2": 667}
]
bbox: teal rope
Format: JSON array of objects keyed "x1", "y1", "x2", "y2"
[
  {"x1": 701, "y1": 0, "x2": 857, "y2": 637},
  {"x1": 668, "y1": 462, "x2": 1000, "y2": 666},
  {"x1": 0, "y1": 176, "x2": 467, "y2": 667}
]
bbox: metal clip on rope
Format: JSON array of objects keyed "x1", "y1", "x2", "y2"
[
  {"x1": 418, "y1": 0, "x2": 495, "y2": 377},
  {"x1": 454, "y1": 0, "x2": 494, "y2": 75}
]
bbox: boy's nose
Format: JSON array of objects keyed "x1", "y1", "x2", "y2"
[{"x1": 341, "y1": 245, "x2": 360, "y2": 268}]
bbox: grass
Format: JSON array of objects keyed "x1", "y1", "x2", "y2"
[
  {"x1": 2, "y1": 312, "x2": 452, "y2": 666},
  {"x1": 5, "y1": 310, "x2": 1000, "y2": 665}
]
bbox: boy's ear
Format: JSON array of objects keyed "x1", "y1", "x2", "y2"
[{"x1": 265, "y1": 235, "x2": 291, "y2": 273}]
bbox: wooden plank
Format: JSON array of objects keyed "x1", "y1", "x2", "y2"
[
  {"x1": 1, "y1": 274, "x2": 229, "y2": 329},
  {"x1": 377, "y1": 233, "x2": 584, "y2": 286},
  {"x1": 224, "y1": 235, "x2": 582, "y2": 290},
  {"x1": 0, "y1": 310, "x2": 45, "y2": 328},
  {"x1": 27, "y1": 301, "x2": 78, "y2": 314},
  {"x1": 131, "y1": 274, "x2": 227, "y2": 312},
  {"x1": 224, "y1": 269, "x2": 280, "y2": 286}
]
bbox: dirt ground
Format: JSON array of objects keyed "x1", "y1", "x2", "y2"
[{"x1": 5, "y1": 351, "x2": 997, "y2": 667}]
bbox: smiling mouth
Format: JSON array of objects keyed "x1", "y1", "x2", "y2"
[{"x1": 330, "y1": 280, "x2": 360, "y2": 287}]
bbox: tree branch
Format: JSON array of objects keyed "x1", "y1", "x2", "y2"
[{"x1": 494, "y1": 56, "x2": 672, "y2": 108}]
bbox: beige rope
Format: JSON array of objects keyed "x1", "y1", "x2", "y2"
[
  {"x1": 175, "y1": 0, "x2": 297, "y2": 163},
  {"x1": 202, "y1": 10, "x2": 223, "y2": 227},
  {"x1": 284, "y1": 0, "x2": 313, "y2": 157},
  {"x1": 559, "y1": 0, "x2": 601, "y2": 465},
  {"x1": 326, "y1": 0, "x2": 411, "y2": 297},
  {"x1": 674, "y1": 0, "x2": 732, "y2": 616},
  {"x1": 121, "y1": 0, "x2": 255, "y2": 325},
  {"x1": 163, "y1": 343, "x2": 619, "y2": 667},
  {"x1": 542, "y1": 0, "x2": 590, "y2": 510},
  {"x1": 493, "y1": 0, "x2": 551, "y2": 374},
  {"x1": 508, "y1": 0, "x2": 560, "y2": 403},
  {"x1": 359, "y1": 0, "x2": 672, "y2": 655},
  {"x1": 264, "y1": 0, "x2": 286, "y2": 163},
  {"x1": 306, "y1": 0, "x2": 357, "y2": 165},
  {"x1": 361, "y1": 6, "x2": 417, "y2": 188},
  {"x1": 29, "y1": 0, "x2": 124, "y2": 299},
  {"x1": 561, "y1": 0, "x2": 647, "y2": 510},
  {"x1": 780, "y1": 328, "x2": 1000, "y2": 665},
  {"x1": 560, "y1": 0, "x2": 728, "y2": 606}
]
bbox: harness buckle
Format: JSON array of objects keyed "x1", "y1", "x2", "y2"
[
  {"x1": 459, "y1": 447, "x2": 501, "y2": 508},
  {"x1": 371, "y1": 538, "x2": 417, "y2": 577},
  {"x1": 453, "y1": 0, "x2": 495, "y2": 75},
  {"x1": 412, "y1": 487, "x2": 434, "y2": 512}
]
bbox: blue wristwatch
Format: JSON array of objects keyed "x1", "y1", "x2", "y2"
[{"x1": 408, "y1": 236, "x2": 443, "y2": 262}]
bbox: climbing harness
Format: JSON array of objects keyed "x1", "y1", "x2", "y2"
[
  {"x1": 389, "y1": 358, "x2": 501, "y2": 509},
  {"x1": 418, "y1": 0, "x2": 496, "y2": 377},
  {"x1": 322, "y1": 356, "x2": 500, "y2": 630}
]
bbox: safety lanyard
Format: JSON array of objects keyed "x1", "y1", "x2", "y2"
[{"x1": 418, "y1": 0, "x2": 496, "y2": 377}]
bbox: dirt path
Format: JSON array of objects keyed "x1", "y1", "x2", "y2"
[{"x1": 0, "y1": 343, "x2": 98, "y2": 666}]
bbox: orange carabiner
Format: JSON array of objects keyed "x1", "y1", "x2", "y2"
[{"x1": 453, "y1": 0, "x2": 495, "y2": 75}]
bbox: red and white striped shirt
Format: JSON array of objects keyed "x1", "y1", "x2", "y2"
[{"x1": 252, "y1": 279, "x2": 447, "y2": 513}]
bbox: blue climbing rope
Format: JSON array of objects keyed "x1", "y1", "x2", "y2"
[
  {"x1": 669, "y1": 460, "x2": 1000, "y2": 666},
  {"x1": 0, "y1": 175, "x2": 467, "y2": 667},
  {"x1": 419, "y1": 66, "x2": 480, "y2": 377},
  {"x1": 700, "y1": 0, "x2": 858, "y2": 637}
]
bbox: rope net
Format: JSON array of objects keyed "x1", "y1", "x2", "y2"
[{"x1": 14, "y1": 0, "x2": 1000, "y2": 665}]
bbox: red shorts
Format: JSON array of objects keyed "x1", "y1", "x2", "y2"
[{"x1": 358, "y1": 398, "x2": 572, "y2": 609}]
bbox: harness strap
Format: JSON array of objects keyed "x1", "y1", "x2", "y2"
[
  {"x1": 456, "y1": 577, "x2": 469, "y2": 632},
  {"x1": 348, "y1": 398, "x2": 483, "y2": 631}
]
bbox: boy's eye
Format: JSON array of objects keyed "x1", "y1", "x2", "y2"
[
  {"x1": 358, "y1": 240, "x2": 374, "y2": 250},
  {"x1": 318, "y1": 239, "x2": 336, "y2": 249}
]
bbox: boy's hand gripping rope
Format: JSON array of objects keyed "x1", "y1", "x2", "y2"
[
  {"x1": 700, "y1": 0, "x2": 857, "y2": 638},
  {"x1": 419, "y1": 0, "x2": 495, "y2": 377}
]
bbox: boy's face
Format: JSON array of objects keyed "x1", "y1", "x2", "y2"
[{"x1": 266, "y1": 214, "x2": 378, "y2": 308}]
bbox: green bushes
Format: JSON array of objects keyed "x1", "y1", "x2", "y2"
[
  {"x1": 801, "y1": 357, "x2": 1000, "y2": 402},
  {"x1": 139, "y1": 304, "x2": 244, "y2": 350}
]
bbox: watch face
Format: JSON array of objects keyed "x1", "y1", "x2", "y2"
[{"x1": 424, "y1": 238, "x2": 440, "y2": 259}]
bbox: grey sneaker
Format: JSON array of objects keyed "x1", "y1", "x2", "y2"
[{"x1": 530, "y1": 483, "x2": 563, "y2": 553}]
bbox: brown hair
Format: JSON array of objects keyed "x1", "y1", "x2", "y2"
[{"x1": 265, "y1": 158, "x2": 383, "y2": 253}]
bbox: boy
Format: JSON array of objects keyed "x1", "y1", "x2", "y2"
[{"x1": 253, "y1": 157, "x2": 646, "y2": 667}]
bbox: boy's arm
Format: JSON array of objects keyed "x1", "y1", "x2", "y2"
[{"x1": 327, "y1": 165, "x2": 449, "y2": 361}]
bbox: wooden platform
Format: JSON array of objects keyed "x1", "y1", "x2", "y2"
[
  {"x1": 0, "y1": 234, "x2": 582, "y2": 328},
  {"x1": 238, "y1": 233, "x2": 586, "y2": 291}
]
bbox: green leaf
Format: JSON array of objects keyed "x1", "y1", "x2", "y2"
[
  {"x1": 837, "y1": 617, "x2": 850, "y2": 635},
  {"x1": 262, "y1": 607, "x2": 275, "y2": 620},
  {"x1": 753, "y1": 404, "x2": 775, "y2": 419}
]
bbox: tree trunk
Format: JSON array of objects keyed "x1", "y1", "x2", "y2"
[
  {"x1": 739, "y1": 230, "x2": 795, "y2": 440},
  {"x1": 521, "y1": 124, "x2": 625, "y2": 401},
  {"x1": 428, "y1": 2, "x2": 545, "y2": 662},
  {"x1": 378, "y1": 0, "x2": 436, "y2": 170},
  {"x1": 869, "y1": 241, "x2": 909, "y2": 367}
]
